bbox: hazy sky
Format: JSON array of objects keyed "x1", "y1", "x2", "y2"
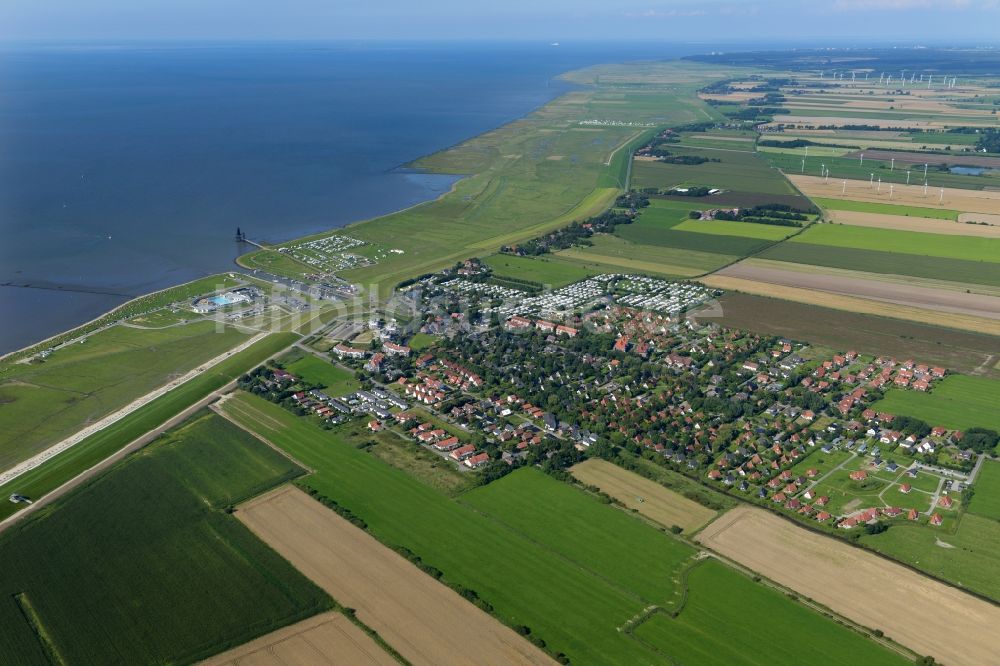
[{"x1": 3, "y1": 0, "x2": 999, "y2": 42}]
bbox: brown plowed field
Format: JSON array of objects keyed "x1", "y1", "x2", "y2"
[
  {"x1": 828, "y1": 210, "x2": 1000, "y2": 237},
  {"x1": 201, "y1": 612, "x2": 396, "y2": 666},
  {"x1": 570, "y1": 459, "x2": 716, "y2": 532},
  {"x1": 236, "y1": 486, "x2": 554, "y2": 666},
  {"x1": 845, "y1": 150, "x2": 1000, "y2": 169},
  {"x1": 697, "y1": 506, "x2": 1000, "y2": 666},
  {"x1": 717, "y1": 261, "x2": 1000, "y2": 320},
  {"x1": 790, "y1": 174, "x2": 1000, "y2": 214}
]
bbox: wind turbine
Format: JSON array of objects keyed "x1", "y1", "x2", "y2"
[
  {"x1": 890, "y1": 158, "x2": 895, "y2": 172},
  {"x1": 877, "y1": 177, "x2": 882, "y2": 193},
  {"x1": 906, "y1": 170, "x2": 911, "y2": 185},
  {"x1": 870, "y1": 173, "x2": 875, "y2": 188},
  {"x1": 924, "y1": 163, "x2": 929, "y2": 179},
  {"x1": 889, "y1": 184, "x2": 894, "y2": 200},
  {"x1": 940, "y1": 187, "x2": 945, "y2": 203},
  {"x1": 860, "y1": 153, "x2": 864, "y2": 166},
  {"x1": 842, "y1": 179, "x2": 847, "y2": 194}
]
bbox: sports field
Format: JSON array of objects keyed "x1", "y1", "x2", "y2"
[
  {"x1": 0, "y1": 322, "x2": 250, "y2": 471},
  {"x1": 570, "y1": 458, "x2": 717, "y2": 532},
  {"x1": 285, "y1": 354, "x2": 361, "y2": 396},
  {"x1": 202, "y1": 611, "x2": 396, "y2": 666},
  {"x1": 873, "y1": 375, "x2": 1000, "y2": 432},
  {"x1": 0, "y1": 412, "x2": 329, "y2": 664},
  {"x1": 237, "y1": 485, "x2": 552, "y2": 665},
  {"x1": 633, "y1": 559, "x2": 908, "y2": 666},
  {"x1": 697, "y1": 506, "x2": 1000, "y2": 666}
]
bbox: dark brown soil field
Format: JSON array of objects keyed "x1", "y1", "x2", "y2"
[
  {"x1": 845, "y1": 150, "x2": 1000, "y2": 169},
  {"x1": 695, "y1": 292, "x2": 1000, "y2": 378}
]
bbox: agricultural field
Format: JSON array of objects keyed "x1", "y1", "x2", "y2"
[
  {"x1": 0, "y1": 321, "x2": 251, "y2": 471},
  {"x1": 556, "y1": 233, "x2": 735, "y2": 277},
  {"x1": 632, "y1": 559, "x2": 908, "y2": 666},
  {"x1": 484, "y1": 253, "x2": 600, "y2": 289},
  {"x1": 616, "y1": 221, "x2": 775, "y2": 257},
  {"x1": 237, "y1": 485, "x2": 552, "y2": 666},
  {"x1": 826, "y1": 209, "x2": 1000, "y2": 237},
  {"x1": 791, "y1": 175, "x2": 1000, "y2": 216},
  {"x1": 672, "y1": 218, "x2": 799, "y2": 240},
  {"x1": 0, "y1": 412, "x2": 329, "y2": 664},
  {"x1": 0, "y1": 332, "x2": 298, "y2": 522},
  {"x1": 570, "y1": 458, "x2": 717, "y2": 532},
  {"x1": 873, "y1": 375, "x2": 1000, "y2": 432},
  {"x1": 632, "y1": 145, "x2": 798, "y2": 196},
  {"x1": 284, "y1": 353, "x2": 361, "y2": 396},
  {"x1": 700, "y1": 292, "x2": 1000, "y2": 378},
  {"x1": 968, "y1": 461, "x2": 1000, "y2": 521},
  {"x1": 698, "y1": 506, "x2": 1000, "y2": 666},
  {"x1": 788, "y1": 223, "x2": 1000, "y2": 264},
  {"x1": 813, "y1": 196, "x2": 960, "y2": 221},
  {"x1": 202, "y1": 611, "x2": 396, "y2": 666},
  {"x1": 462, "y1": 467, "x2": 696, "y2": 605}
]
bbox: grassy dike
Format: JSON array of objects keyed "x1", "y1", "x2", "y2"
[{"x1": 0, "y1": 332, "x2": 298, "y2": 522}]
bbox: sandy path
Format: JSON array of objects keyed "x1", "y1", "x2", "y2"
[
  {"x1": 717, "y1": 261, "x2": 1000, "y2": 320},
  {"x1": 570, "y1": 459, "x2": 716, "y2": 532},
  {"x1": 828, "y1": 210, "x2": 1000, "y2": 237},
  {"x1": 236, "y1": 486, "x2": 554, "y2": 666},
  {"x1": 200, "y1": 611, "x2": 396, "y2": 666},
  {"x1": 791, "y1": 175, "x2": 1000, "y2": 215},
  {"x1": 697, "y1": 506, "x2": 1000, "y2": 666}
]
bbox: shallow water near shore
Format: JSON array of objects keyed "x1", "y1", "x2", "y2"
[{"x1": 0, "y1": 40, "x2": 697, "y2": 353}]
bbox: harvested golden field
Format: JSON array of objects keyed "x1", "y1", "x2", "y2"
[
  {"x1": 700, "y1": 274, "x2": 1000, "y2": 336},
  {"x1": 570, "y1": 459, "x2": 716, "y2": 532},
  {"x1": 828, "y1": 210, "x2": 1000, "y2": 237},
  {"x1": 791, "y1": 175, "x2": 1000, "y2": 215},
  {"x1": 697, "y1": 506, "x2": 1000, "y2": 666},
  {"x1": 717, "y1": 260, "x2": 1000, "y2": 319},
  {"x1": 237, "y1": 486, "x2": 553, "y2": 666},
  {"x1": 201, "y1": 612, "x2": 396, "y2": 666}
]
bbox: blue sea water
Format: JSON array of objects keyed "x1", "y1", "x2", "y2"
[{"x1": 0, "y1": 40, "x2": 698, "y2": 353}]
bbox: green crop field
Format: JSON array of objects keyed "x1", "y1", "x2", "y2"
[
  {"x1": 0, "y1": 332, "x2": 298, "y2": 522},
  {"x1": 758, "y1": 242, "x2": 1000, "y2": 287},
  {"x1": 813, "y1": 197, "x2": 960, "y2": 220},
  {"x1": 673, "y1": 219, "x2": 799, "y2": 240},
  {"x1": 557, "y1": 234, "x2": 736, "y2": 276},
  {"x1": 617, "y1": 223, "x2": 775, "y2": 256},
  {"x1": 789, "y1": 224, "x2": 1000, "y2": 263},
  {"x1": 285, "y1": 354, "x2": 360, "y2": 396},
  {"x1": 861, "y1": 512, "x2": 1000, "y2": 602},
  {"x1": 484, "y1": 253, "x2": 601, "y2": 288},
  {"x1": 0, "y1": 322, "x2": 251, "y2": 472},
  {"x1": 968, "y1": 461, "x2": 1000, "y2": 521},
  {"x1": 0, "y1": 412, "x2": 329, "y2": 664},
  {"x1": 632, "y1": 146, "x2": 797, "y2": 196},
  {"x1": 873, "y1": 375, "x2": 1000, "y2": 432},
  {"x1": 239, "y1": 62, "x2": 726, "y2": 297},
  {"x1": 221, "y1": 392, "x2": 660, "y2": 663},
  {"x1": 633, "y1": 560, "x2": 907, "y2": 665},
  {"x1": 462, "y1": 468, "x2": 695, "y2": 605}
]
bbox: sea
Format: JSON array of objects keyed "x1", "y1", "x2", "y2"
[{"x1": 0, "y1": 40, "x2": 708, "y2": 354}]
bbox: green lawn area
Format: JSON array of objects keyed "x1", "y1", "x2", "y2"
[
  {"x1": 0, "y1": 321, "x2": 251, "y2": 472},
  {"x1": 873, "y1": 375, "x2": 1000, "y2": 432},
  {"x1": 810, "y1": 465, "x2": 896, "y2": 516},
  {"x1": 0, "y1": 332, "x2": 298, "y2": 522},
  {"x1": 968, "y1": 460, "x2": 1000, "y2": 521},
  {"x1": 812, "y1": 197, "x2": 960, "y2": 221},
  {"x1": 633, "y1": 559, "x2": 907, "y2": 665},
  {"x1": 789, "y1": 224, "x2": 1000, "y2": 263},
  {"x1": 484, "y1": 253, "x2": 601, "y2": 288},
  {"x1": 407, "y1": 333, "x2": 439, "y2": 352},
  {"x1": 0, "y1": 412, "x2": 329, "y2": 664},
  {"x1": 462, "y1": 468, "x2": 694, "y2": 607},
  {"x1": 286, "y1": 354, "x2": 361, "y2": 396},
  {"x1": 220, "y1": 392, "x2": 659, "y2": 663},
  {"x1": 672, "y1": 218, "x2": 799, "y2": 240},
  {"x1": 861, "y1": 513, "x2": 1000, "y2": 602}
]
